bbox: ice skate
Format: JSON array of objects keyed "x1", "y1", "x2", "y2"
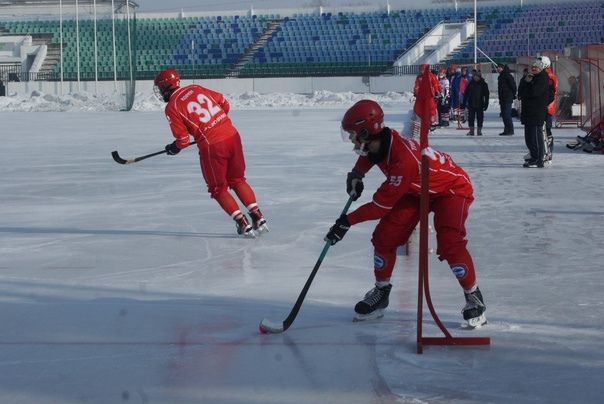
[
  {"x1": 462, "y1": 287, "x2": 486, "y2": 327},
  {"x1": 353, "y1": 284, "x2": 392, "y2": 322},
  {"x1": 523, "y1": 160, "x2": 544, "y2": 168},
  {"x1": 235, "y1": 215, "x2": 255, "y2": 238},
  {"x1": 249, "y1": 209, "x2": 269, "y2": 234}
]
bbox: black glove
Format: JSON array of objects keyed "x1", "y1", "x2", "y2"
[
  {"x1": 483, "y1": 105, "x2": 488, "y2": 111},
  {"x1": 324, "y1": 214, "x2": 351, "y2": 245},
  {"x1": 346, "y1": 169, "x2": 364, "y2": 201},
  {"x1": 165, "y1": 141, "x2": 181, "y2": 155}
]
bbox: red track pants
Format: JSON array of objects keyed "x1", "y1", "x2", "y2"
[{"x1": 371, "y1": 194, "x2": 476, "y2": 290}]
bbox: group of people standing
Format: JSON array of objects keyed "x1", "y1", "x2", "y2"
[
  {"x1": 413, "y1": 64, "x2": 475, "y2": 131},
  {"x1": 416, "y1": 58, "x2": 558, "y2": 168},
  {"x1": 414, "y1": 65, "x2": 489, "y2": 135}
]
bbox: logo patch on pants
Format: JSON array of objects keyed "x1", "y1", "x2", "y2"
[
  {"x1": 451, "y1": 265, "x2": 467, "y2": 279},
  {"x1": 374, "y1": 254, "x2": 385, "y2": 269}
]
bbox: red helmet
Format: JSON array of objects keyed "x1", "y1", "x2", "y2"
[
  {"x1": 154, "y1": 68, "x2": 180, "y2": 101},
  {"x1": 155, "y1": 68, "x2": 180, "y2": 90},
  {"x1": 341, "y1": 100, "x2": 385, "y2": 141}
]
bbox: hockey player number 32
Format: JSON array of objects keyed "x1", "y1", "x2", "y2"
[{"x1": 187, "y1": 94, "x2": 222, "y2": 123}]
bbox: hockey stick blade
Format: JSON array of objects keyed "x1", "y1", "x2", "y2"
[
  {"x1": 259, "y1": 318, "x2": 285, "y2": 334},
  {"x1": 111, "y1": 149, "x2": 165, "y2": 165},
  {"x1": 112, "y1": 150, "x2": 132, "y2": 164},
  {"x1": 258, "y1": 195, "x2": 354, "y2": 334}
]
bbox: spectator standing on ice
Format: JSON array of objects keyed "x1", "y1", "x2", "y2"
[
  {"x1": 463, "y1": 71, "x2": 490, "y2": 136},
  {"x1": 496, "y1": 63, "x2": 517, "y2": 136},
  {"x1": 154, "y1": 68, "x2": 268, "y2": 237},
  {"x1": 518, "y1": 60, "x2": 549, "y2": 168},
  {"x1": 515, "y1": 68, "x2": 529, "y2": 117}
]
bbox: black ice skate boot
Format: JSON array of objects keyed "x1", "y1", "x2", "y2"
[
  {"x1": 235, "y1": 215, "x2": 255, "y2": 238},
  {"x1": 249, "y1": 209, "x2": 268, "y2": 234},
  {"x1": 353, "y1": 284, "x2": 392, "y2": 322},
  {"x1": 462, "y1": 287, "x2": 486, "y2": 327}
]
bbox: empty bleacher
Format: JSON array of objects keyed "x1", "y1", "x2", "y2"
[
  {"x1": 446, "y1": 1, "x2": 604, "y2": 65},
  {"x1": 0, "y1": 1, "x2": 602, "y2": 80}
]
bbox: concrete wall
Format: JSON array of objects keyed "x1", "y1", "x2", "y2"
[{"x1": 6, "y1": 74, "x2": 417, "y2": 96}]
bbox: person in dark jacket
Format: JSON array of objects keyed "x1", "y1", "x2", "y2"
[
  {"x1": 497, "y1": 63, "x2": 517, "y2": 136},
  {"x1": 463, "y1": 71, "x2": 490, "y2": 136},
  {"x1": 518, "y1": 59, "x2": 549, "y2": 168},
  {"x1": 515, "y1": 68, "x2": 529, "y2": 117}
]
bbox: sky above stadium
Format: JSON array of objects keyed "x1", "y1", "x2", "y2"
[{"x1": 136, "y1": 0, "x2": 400, "y2": 14}]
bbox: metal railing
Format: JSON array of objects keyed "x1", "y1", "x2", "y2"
[{"x1": 1, "y1": 63, "x2": 433, "y2": 83}]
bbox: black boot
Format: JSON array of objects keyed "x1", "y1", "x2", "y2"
[
  {"x1": 353, "y1": 284, "x2": 392, "y2": 321},
  {"x1": 462, "y1": 287, "x2": 486, "y2": 327}
]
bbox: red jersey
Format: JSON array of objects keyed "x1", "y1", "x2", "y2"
[
  {"x1": 347, "y1": 129, "x2": 473, "y2": 225},
  {"x1": 414, "y1": 71, "x2": 442, "y2": 97},
  {"x1": 163, "y1": 84, "x2": 238, "y2": 149},
  {"x1": 545, "y1": 68, "x2": 558, "y2": 116},
  {"x1": 459, "y1": 76, "x2": 469, "y2": 95}
]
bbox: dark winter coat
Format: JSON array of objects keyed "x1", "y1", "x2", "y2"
[
  {"x1": 463, "y1": 78, "x2": 490, "y2": 111},
  {"x1": 517, "y1": 70, "x2": 549, "y2": 126},
  {"x1": 497, "y1": 65, "x2": 517, "y2": 104}
]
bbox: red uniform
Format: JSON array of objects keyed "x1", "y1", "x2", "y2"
[
  {"x1": 347, "y1": 128, "x2": 476, "y2": 289},
  {"x1": 413, "y1": 65, "x2": 441, "y2": 126},
  {"x1": 163, "y1": 84, "x2": 257, "y2": 218},
  {"x1": 545, "y1": 68, "x2": 558, "y2": 116},
  {"x1": 413, "y1": 71, "x2": 441, "y2": 97}
]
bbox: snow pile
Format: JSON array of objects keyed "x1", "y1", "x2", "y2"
[{"x1": 0, "y1": 89, "x2": 414, "y2": 112}]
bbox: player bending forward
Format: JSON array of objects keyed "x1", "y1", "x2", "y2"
[
  {"x1": 154, "y1": 68, "x2": 268, "y2": 237},
  {"x1": 324, "y1": 100, "x2": 486, "y2": 327}
]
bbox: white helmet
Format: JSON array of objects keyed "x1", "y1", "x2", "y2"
[{"x1": 539, "y1": 55, "x2": 551, "y2": 69}]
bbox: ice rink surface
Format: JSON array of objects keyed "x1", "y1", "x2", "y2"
[{"x1": 1, "y1": 92, "x2": 603, "y2": 403}]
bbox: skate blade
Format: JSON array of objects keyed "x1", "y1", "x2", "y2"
[
  {"x1": 465, "y1": 313, "x2": 487, "y2": 328},
  {"x1": 255, "y1": 224, "x2": 269, "y2": 234},
  {"x1": 242, "y1": 230, "x2": 256, "y2": 239},
  {"x1": 353, "y1": 309, "x2": 385, "y2": 322}
]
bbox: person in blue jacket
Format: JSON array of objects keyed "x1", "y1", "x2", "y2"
[{"x1": 450, "y1": 66, "x2": 471, "y2": 123}]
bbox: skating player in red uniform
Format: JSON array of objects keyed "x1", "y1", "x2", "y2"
[
  {"x1": 154, "y1": 68, "x2": 267, "y2": 238},
  {"x1": 324, "y1": 100, "x2": 486, "y2": 326}
]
